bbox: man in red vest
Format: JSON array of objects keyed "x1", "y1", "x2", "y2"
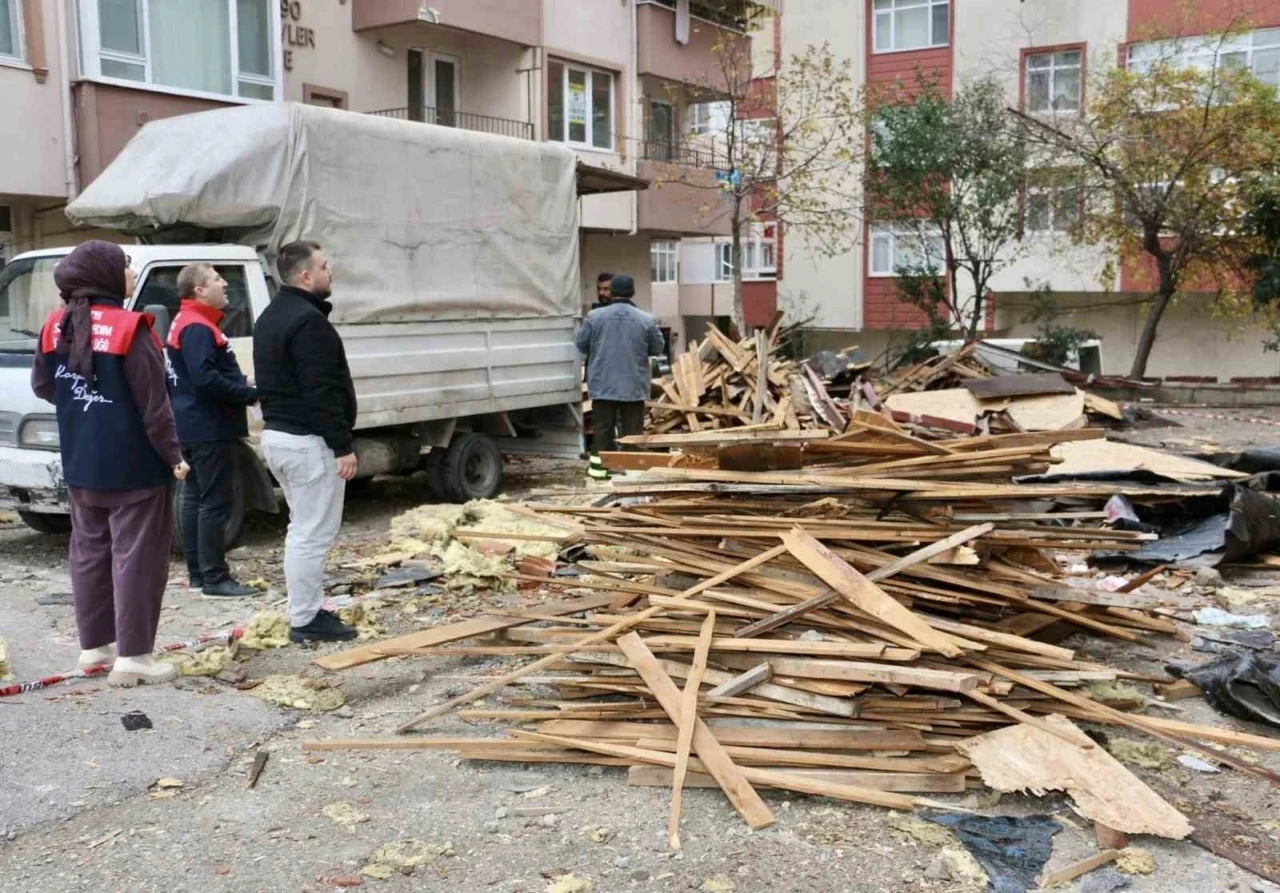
[{"x1": 166, "y1": 264, "x2": 259, "y2": 598}]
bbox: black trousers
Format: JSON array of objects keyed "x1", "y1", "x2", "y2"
[
  {"x1": 591, "y1": 400, "x2": 645, "y2": 454},
  {"x1": 181, "y1": 441, "x2": 237, "y2": 585}
]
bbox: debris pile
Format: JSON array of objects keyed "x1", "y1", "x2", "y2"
[{"x1": 307, "y1": 424, "x2": 1280, "y2": 862}]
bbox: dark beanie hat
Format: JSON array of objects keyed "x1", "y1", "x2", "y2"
[{"x1": 610, "y1": 274, "x2": 635, "y2": 298}]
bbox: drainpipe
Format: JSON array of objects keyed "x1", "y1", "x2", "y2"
[
  {"x1": 55, "y1": 0, "x2": 78, "y2": 200},
  {"x1": 627, "y1": 0, "x2": 638, "y2": 236}
]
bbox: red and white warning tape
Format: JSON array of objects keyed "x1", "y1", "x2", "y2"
[{"x1": 0, "y1": 626, "x2": 245, "y2": 698}]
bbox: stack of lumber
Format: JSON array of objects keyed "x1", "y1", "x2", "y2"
[
  {"x1": 307, "y1": 425, "x2": 1280, "y2": 847},
  {"x1": 646, "y1": 316, "x2": 843, "y2": 434},
  {"x1": 878, "y1": 343, "x2": 992, "y2": 398}
]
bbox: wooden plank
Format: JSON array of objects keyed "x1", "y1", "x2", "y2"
[
  {"x1": 518, "y1": 731, "x2": 924, "y2": 812},
  {"x1": 1038, "y1": 850, "x2": 1120, "y2": 888},
  {"x1": 782, "y1": 527, "x2": 965, "y2": 657},
  {"x1": 314, "y1": 594, "x2": 615, "y2": 671},
  {"x1": 705, "y1": 662, "x2": 772, "y2": 700},
  {"x1": 754, "y1": 657, "x2": 984, "y2": 693},
  {"x1": 644, "y1": 401, "x2": 751, "y2": 420},
  {"x1": 635, "y1": 740, "x2": 971, "y2": 773},
  {"x1": 616, "y1": 632, "x2": 775, "y2": 830},
  {"x1": 628, "y1": 765, "x2": 967, "y2": 794},
  {"x1": 394, "y1": 547, "x2": 782, "y2": 731},
  {"x1": 669, "y1": 612, "x2": 716, "y2": 850},
  {"x1": 619, "y1": 429, "x2": 829, "y2": 447},
  {"x1": 600, "y1": 451, "x2": 685, "y2": 472},
  {"x1": 536, "y1": 719, "x2": 926, "y2": 751}
]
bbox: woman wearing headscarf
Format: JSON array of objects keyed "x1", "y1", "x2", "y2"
[{"x1": 30, "y1": 240, "x2": 190, "y2": 686}]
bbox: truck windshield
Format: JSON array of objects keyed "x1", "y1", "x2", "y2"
[{"x1": 0, "y1": 256, "x2": 63, "y2": 353}]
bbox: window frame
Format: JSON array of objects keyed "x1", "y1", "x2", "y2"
[
  {"x1": 0, "y1": 0, "x2": 24, "y2": 63},
  {"x1": 548, "y1": 59, "x2": 616, "y2": 152},
  {"x1": 872, "y1": 0, "x2": 950, "y2": 55},
  {"x1": 868, "y1": 223, "x2": 945, "y2": 277},
  {"x1": 76, "y1": 0, "x2": 282, "y2": 105},
  {"x1": 650, "y1": 240, "x2": 679, "y2": 285},
  {"x1": 1023, "y1": 182, "x2": 1082, "y2": 236},
  {"x1": 715, "y1": 243, "x2": 734, "y2": 282},
  {"x1": 1127, "y1": 29, "x2": 1280, "y2": 86},
  {"x1": 1023, "y1": 45, "x2": 1085, "y2": 115}
]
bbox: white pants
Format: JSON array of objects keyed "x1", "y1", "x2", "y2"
[{"x1": 261, "y1": 430, "x2": 345, "y2": 627}]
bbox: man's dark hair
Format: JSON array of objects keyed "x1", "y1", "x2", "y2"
[
  {"x1": 277, "y1": 240, "x2": 323, "y2": 284},
  {"x1": 596, "y1": 272, "x2": 614, "y2": 284}
]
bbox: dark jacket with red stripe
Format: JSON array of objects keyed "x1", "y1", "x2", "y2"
[
  {"x1": 38, "y1": 299, "x2": 174, "y2": 490},
  {"x1": 165, "y1": 300, "x2": 258, "y2": 444}
]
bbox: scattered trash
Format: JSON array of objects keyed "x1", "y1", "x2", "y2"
[
  {"x1": 323, "y1": 801, "x2": 371, "y2": 830},
  {"x1": 585, "y1": 827, "x2": 615, "y2": 844},
  {"x1": 1103, "y1": 738, "x2": 1167, "y2": 769},
  {"x1": 1193, "y1": 607, "x2": 1271, "y2": 629},
  {"x1": 338, "y1": 600, "x2": 387, "y2": 641},
  {"x1": 152, "y1": 777, "x2": 183, "y2": 789},
  {"x1": 890, "y1": 814, "x2": 959, "y2": 847},
  {"x1": 241, "y1": 611, "x2": 290, "y2": 649},
  {"x1": 923, "y1": 847, "x2": 988, "y2": 888},
  {"x1": 921, "y1": 811, "x2": 1060, "y2": 893},
  {"x1": 1191, "y1": 629, "x2": 1276, "y2": 654},
  {"x1": 1167, "y1": 649, "x2": 1280, "y2": 728},
  {"x1": 247, "y1": 751, "x2": 269, "y2": 788},
  {"x1": 701, "y1": 877, "x2": 738, "y2": 893},
  {"x1": 159, "y1": 643, "x2": 237, "y2": 677},
  {"x1": 1098, "y1": 576, "x2": 1133, "y2": 592},
  {"x1": 545, "y1": 873, "x2": 592, "y2": 893},
  {"x1": 1114, "y1": 847, "x2": 1157, "y2": 875},
  {"x1": 373, "y1": 565, "x2": 442, "y2": 590},
  {"x1": 1176, "y1": 755, "x2": 1220, "y2": 773},
  {"x1": 1193, "y1": 566, "x2": 1226, "y2": 589},
  {"x1": 319, "y1": 875, "x2": 363, "y2": 888},
  {"x1": 35, "y1": 592, "x2": 74, "y2": 606},
  {"x1": 360, "y1": 839, "x2": 454, "y2": 879},
  {"x1": 0, "y1": 638, "x2": 12, "y2": 682},
  {"x1": 120, "y1": 710, "x2": 152, "y2": 731},
  {"x1": 1079, "y1": 867, "x2": 1132, "y2": 893},
  {"x1": 148, "y1": 777, "x2": 183, "y2": 799},
  {"x1": 246, "y1": 674, "x2": 345, "y2": 712}
]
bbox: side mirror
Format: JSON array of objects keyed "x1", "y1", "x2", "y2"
[{"x1": 145, "y1": 304, "x2": 172, "y2": 343}]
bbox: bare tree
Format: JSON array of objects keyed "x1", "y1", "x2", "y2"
[{"x1": 645, "y1": 5, "x2": 860, "y2": 333}]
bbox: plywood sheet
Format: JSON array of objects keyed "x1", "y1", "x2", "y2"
[
  {"x1": 965, "y1": 373, "x2": 1075, "y2": 400},
  {"x1": 884, "y1": 389, "x2": 983, "y2": 427},
  {"x1": 1002, "y1": 391, "x2": 1086, "y2": 431},
  {"x1": 1049, "y1": 438, "x2": 1248, "y2": 483},
  {"x1": 956, "y1": 714, "x2": 1192, "y2": 839}
]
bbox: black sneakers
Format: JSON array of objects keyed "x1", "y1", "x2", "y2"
[
  {"x1": 290, "y1": 609, "x2": 358, "y2": 643},
  {"x1": 202, "y1": 579, "x2": 259, "y2": 598}
]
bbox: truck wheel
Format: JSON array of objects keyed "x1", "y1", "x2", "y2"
[
  {"x1": 17, "y1": 511, "x2": 72, "y2": 535},
  {"x1": 170, "y1": 473, "x2": 246, "y2": 556},
  {"x1": 441, "y1": 432, "x2": 503, "y2": 502}
]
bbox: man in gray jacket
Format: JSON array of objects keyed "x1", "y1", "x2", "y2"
[{"x1": 576, "y1": 274, "x2": 665, "y2": 480}]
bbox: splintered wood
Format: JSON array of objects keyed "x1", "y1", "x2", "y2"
[
  {"x1": 308, "y1": 421, "x2": 1271, "y2": 844},
  {"x1": 644, "y1": 317, "x2": 834, "y2": 435}
]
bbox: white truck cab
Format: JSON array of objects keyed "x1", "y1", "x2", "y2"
[{"x1": 0, "y1": 244, "x2": 272, "y2": 533}]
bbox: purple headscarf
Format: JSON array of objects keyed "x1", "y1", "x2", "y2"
[{"x1": 52, "y1": 240, "x2": 128, "y2": 380}]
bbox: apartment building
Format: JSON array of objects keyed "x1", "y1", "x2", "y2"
[
  {"x1": 781, "y1": 0, "x2": 1280, "y2": 378},
  {"x1": 0, "y1": 0, "x2": 779, "y2": 353}
]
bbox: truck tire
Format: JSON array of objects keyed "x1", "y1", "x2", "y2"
[
  {"x1": 18, "y1": 511, "x2": 72, "y2": 535},
  {"x1": 170, "y1": 472, "x2": 246, "y2": 556},
  {"x1": 441, "y1": 432, "x2": 503, "y2": 503}
]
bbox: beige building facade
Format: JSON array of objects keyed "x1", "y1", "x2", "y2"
[{"x1": 1, "y1": 0, "x2": 778, "y2": 354}]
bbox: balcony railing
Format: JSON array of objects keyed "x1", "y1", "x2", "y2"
[
  {"x1": 630, "y1": 136, "x2": 726, "y2": 169},
  {"x1": 367, "y1": 106, "x2": 533, "y2": 141}
]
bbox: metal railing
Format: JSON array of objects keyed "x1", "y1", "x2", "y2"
[
  {"x1": 629, "y1": 136, "x2": 726, "y2": 169},
  {"x1": 367, "y1": 106, "x2": 534, "y2": 141}
]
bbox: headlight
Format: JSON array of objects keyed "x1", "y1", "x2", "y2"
[{"x1": 19, "y1": 415, "x2": 60, "y2": 451}]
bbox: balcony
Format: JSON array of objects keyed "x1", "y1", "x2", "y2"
[
  {"x1": 367, "y1": 106, "x2": 533, "y2": 141},
  {"x1": 628, "y1": 138, "x2": 732, "y2": 237},
  {"x1": 636, "y1": 1, "x2": 751, "y2": 88},
  {"x1": 351, "y1": 0, "x2": 540, "y2": 47}
]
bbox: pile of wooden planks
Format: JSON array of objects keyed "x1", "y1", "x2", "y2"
[
  {"x1": 646, "y1": 316, "x2": 833, "y2": 434},
  {"x1": 307, "y1": 424, "x2": 1280, "y2": 849}
]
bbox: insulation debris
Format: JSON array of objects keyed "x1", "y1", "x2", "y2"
[
  {"x1": 159, "y1": 643, "x2": 237, "y2": 677},
  {"x1": 241, "y1": 611, "x2": 290, "y2": 650},
  {"x1": 361, "y1": 839, "x2": 454, "y2": 879},
  {"x1": 248, "y1": 674, "x2": 345, "y2": 712},
  {"x1": 323, "y1": 801, "x2": 370, "y2": 830},
  {"x1": 0, "y1": 638, "x2": 13, "y2": 682}
]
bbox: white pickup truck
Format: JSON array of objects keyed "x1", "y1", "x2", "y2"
[{"x1": 0, "y1": 102, "x2": 643, "y2": 540}]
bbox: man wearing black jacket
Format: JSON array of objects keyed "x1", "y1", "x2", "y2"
[
  {"x1": 166, "y1": 264, "x2": 259, "y2": 598},
  {"x1": 253, "y1": 241, "x2": 358, "y2": 642}
]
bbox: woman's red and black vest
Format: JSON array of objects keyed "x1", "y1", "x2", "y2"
[{"x1": 39, "y1": 301, "x2": 172, "y2": 490}]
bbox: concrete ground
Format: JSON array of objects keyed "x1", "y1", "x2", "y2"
[{"x1": 2, "y1": 444, "x2": 1280, "y2": 893}]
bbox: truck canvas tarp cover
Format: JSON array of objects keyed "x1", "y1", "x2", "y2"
[{"x1": 65, "y1": 103, "x2": 580, "y2": 325}]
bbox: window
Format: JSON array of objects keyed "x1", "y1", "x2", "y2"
[
  {"x1": 547, "y1": 60, "x2": 614, "y2": 150},
  {"x1": 136, "y1": 264, "x2": 253, "y2": 337},
  {"x1": 651, "y1": 241, "x2": 679, "y2": 284},
  {"x1": 688, "y1": 101, "x2": 730, "y2": 136},
  {"x1": 82, "y1": 0, "x2": 276, "y2": 101},
  {"x1": 869, "y1": 224, "x2": 945, "y2": 276},
  {"x1": 873, "y1": 0, "x2": 948, "y2": 54},
  {"x1": 0, "y1": 256, "x2": 61, "y2": 349},
  {"x1": 743, "y1": 224, "x2": 777, "y2": 279},
  {"x1": 0, "y1": 205, "x2": 11, "y2": 270},
  {"x1": 1024, "y1": 184, "x2": 1080, "y2": 234},
  {"x1": 1128, "y1": 29, "x2": 1280, "y2": 87},
  {"x1": 647, "y1": 100, "x2": 676, "y2": 160},
  {"x1": 715, "y1": 243, "x2": 734, "y2": 282},
  {"x1": 1026, "y1": 49, "x2": 1082, "y2": 113},
  {"x1": 0, "y1": 0, "x2": 22, "y2": 61}
]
